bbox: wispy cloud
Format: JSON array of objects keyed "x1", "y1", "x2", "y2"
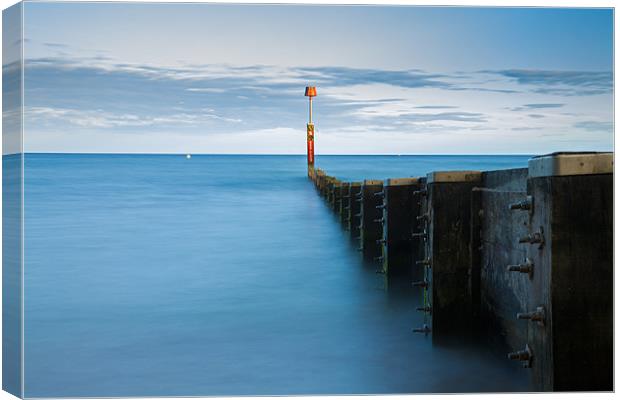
[
  {"x1": 186, "y1": 88, "x2": 227, "y2": 93},
  {"x1": 509, "y1": 103, "x2": 565, "y2": 112},
  {"x1": 522, "y1": 103, "x2": 564, "y2": 109},
  {"x1": 21, "y1": 53, "x2": 613, "y2": 153},
  {"x1": 573, "y1": 120, "x2": 613, "y2": 132},
  {"x1": 26, "y1": 106, "x2": 242, "y2": 129},
  {"x1": 489, "y1": 69, "x2": 612, "y2": 96}
]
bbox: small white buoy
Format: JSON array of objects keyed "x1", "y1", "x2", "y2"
[{"x1": 186, "y1": 154, "x2": 191, "y2": 159}]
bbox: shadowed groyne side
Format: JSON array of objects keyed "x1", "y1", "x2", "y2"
[{"x1": 308, "y1": 152, "x2": 613, "y2": 392}]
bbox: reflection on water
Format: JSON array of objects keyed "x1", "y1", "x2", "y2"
[{"x1": 24, "y1": 154, "x2": 530, "y2": 397}]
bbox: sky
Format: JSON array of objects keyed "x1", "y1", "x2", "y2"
[{"x1": 18, "y1": 3, "x2": 614, "y2": 154}]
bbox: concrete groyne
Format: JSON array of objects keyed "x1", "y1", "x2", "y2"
[{"x1": 308, "y1": 152, "x2": 613, "y2": 392}]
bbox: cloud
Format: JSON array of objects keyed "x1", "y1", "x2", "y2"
[
  {"x1": 399, "y1": 112, "x2": 487, "y2": 123},
  {"x1": 573, "y1": 121, "x2": 613, "y2": 132},
  {"x1": 26, "y1": 106, "x2": 242, "y2": 129},
  {"x1": 489, "y1": 69, "x2": 612, "y2": 96},
  {"x1": 186, "y1": 88, "x2": 227, "y2": 93},
  {"x1": 509, "y1": 103, "x2": 565, "y2": 112},
  {"x1": 20, "y1": 54, "x2": 614, "y2": 154},
  {"x1": 43, "y1": 42, "x2": 69, "y2": 49},
  {"x1": 295, "y1": 66, "x2": 452, "y2": 89},
  {"x1": 511, "y1": 127, "x2": 539, "y2": 131},
  {"x1": 414, "y1": 105, "x2": 458, "y2": 109},
  {"x1": 522, "y1": 103, "x2": 564, "y2": 109}
]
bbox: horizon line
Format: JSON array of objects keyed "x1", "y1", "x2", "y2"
[{"x1": 5, "y1": 152, "x2": 553, "y2": 156}]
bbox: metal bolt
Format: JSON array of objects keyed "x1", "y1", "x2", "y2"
[
  {"x1": 374, "y1": 255, "x2": 384, "y2": 262},
  {"x1": 355, "y1": 198, "x2": 363, "y2": 203},
  {"x1": 412, "y1": 232, "x2": 428, "y2": 240},
  {"x1": 416, "y1": 258, "x2": 432, "y2": 266},
  {"x1": 517, "y1": 306, "x2": 545, "y2": 326},
  {"x1": 412, "y1": 280, "x2": 428, "y2": 288},
  {"x1": 376, "y1": 238, "x2": 386, "y2": 244},
  {"x1": 416, "y1": 213, "x2": 430, "y2": 222},
  {"x1": 354, "y1": 213, "x2": 362, "y2": 217},
  {"x1": 374, "y1": 191, "x2": 385, "y2": 197},
  {"x1": 412, "y1": 324, "x2": 431, "y2": 334},
  {"x1": 506, "y1": 258, "x2": 534, "y2": 277},
  {"x1": 509, "y1": 195, "x2": 533, "y2": 212},
  {"x1": 375, "y1": 204, "x2": 385, "y2": 209},
  {"x1": 413, "y1": 189, "x2": 428, "y2": 197},
  {"x1": 518, "y1": 228, "x2": 544, "y2": 248},
  {"x1": 416, "y1": 306, "x2": 432, "y2": 314},
  {"x1": 507, "y1": 344, "x2": 532, "y2": 368},
  {"x1": 373, "y1": 218, "x2": 385, "y2": 224}
]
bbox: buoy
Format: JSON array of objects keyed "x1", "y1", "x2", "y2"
[{"x1": 186, "y1": 154, "x2": 191, "y2": 159}]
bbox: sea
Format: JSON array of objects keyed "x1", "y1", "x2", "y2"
[{"x1": 20, "y1": 154, "x2": 532, "y2": 397}]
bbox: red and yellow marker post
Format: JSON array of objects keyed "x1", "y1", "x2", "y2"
[{"x1": 305, "y1": 86, "x2": 317, "y2": 175}]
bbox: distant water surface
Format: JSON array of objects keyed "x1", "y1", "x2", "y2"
[{"x1": 24, "y1": 154, "x2": 530, "y2": 397}]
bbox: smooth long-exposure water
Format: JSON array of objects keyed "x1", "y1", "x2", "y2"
[{"x1": 24, "y1": 154, "x2": 531, "y2": 397}]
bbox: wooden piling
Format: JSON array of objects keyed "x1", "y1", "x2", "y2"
[
  {"x1": 359, "y1": 179, "x2": 384, "y2": 260},
  {"x1": 379, "y1": 178, "x2": 422, "y2": 278},
  {"x1": 425, "y1": 171, "x2": 481, "y2": 341}
]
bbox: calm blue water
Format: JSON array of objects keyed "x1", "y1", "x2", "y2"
[{"x1": 23, "y1": 154, "x2": 530, "y2": 397}]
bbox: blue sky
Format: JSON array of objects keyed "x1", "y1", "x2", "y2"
[{"x1": 21, "y1": 3, "x2": 613, "y2": 154}]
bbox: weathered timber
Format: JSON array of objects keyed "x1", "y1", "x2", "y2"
[
  {"x1": 359, "y1": 179, "x2": 384, "y2": 260},
  {"x1": 338, "y1": 182, "x2": 350, "y2": 224},
  {"x1": 426, "y1": 171, "x2": 481, "y2": 341},
  {"x1": 379, "y1": 178, "x2": 422, "y2": 278},
  {"x1": 333, "y1": 181, "x2": 344, "y2": 213},
  {"x1": 471, "y1": 168, "x2": 529, "y2": 354},
  {"x1": 522, "y1": 153, "x2": 612, "y2": 391},
  {"x1": 348, "y1": 182, "x2": 362, "y2": 239}
]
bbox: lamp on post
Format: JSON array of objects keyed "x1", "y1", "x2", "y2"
[{"x1": 305, "y1": 86, "x2": 317, "y2": 172}]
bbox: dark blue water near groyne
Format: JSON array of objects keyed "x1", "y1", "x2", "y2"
[{"x1": 23, "y1": 154, "x2": 530, "y2": 397}]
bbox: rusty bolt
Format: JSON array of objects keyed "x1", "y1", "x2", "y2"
[
  {"x1": 506, "y1": 258, "x2": 534, "y2": 277},
  {"x1": 507, "y1": 344, "x2": 533, "y2": 368},
  {"x1": 412, "y1": 324, "x2": 431, "y2": 334},
  {"x1": 416, "y1": 213, "x2": 430, "y2": 222},
  {"x1": 518, "y1": 228, "x2": 544, "y2": 248},
  {"x1": 509, "y1": 195, "x2": 533, "y2": 212},
  {"x1": 517, "y1": 306, "x2": 545, "y2": 326}
]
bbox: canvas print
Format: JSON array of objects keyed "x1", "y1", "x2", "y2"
[{"x1": 2, "y1": 2, "x2": 614, "y2": 398}]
